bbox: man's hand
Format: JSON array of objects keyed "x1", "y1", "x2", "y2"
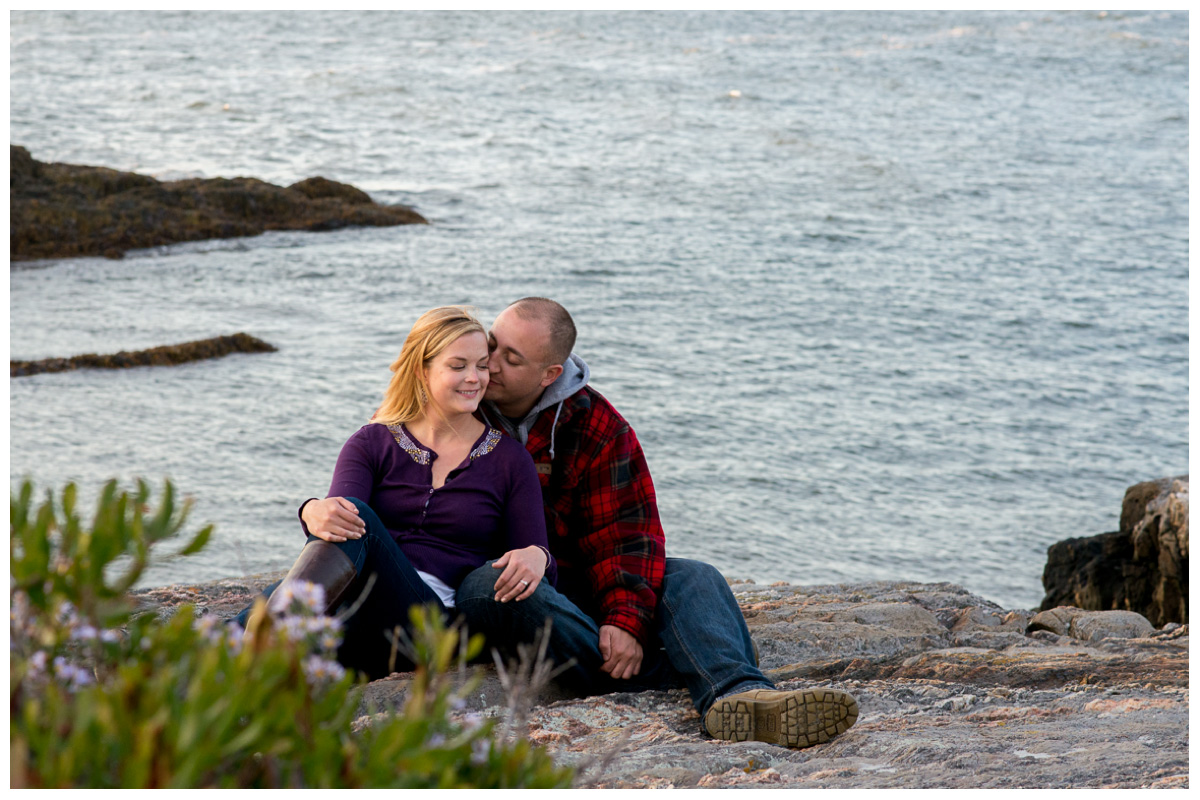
[
  {"x1": 301, "y1": 497, "x2": 365, "y2": 542},
  {"x1": 598, "y1": 625, "x2": 643, "y2": 680}
]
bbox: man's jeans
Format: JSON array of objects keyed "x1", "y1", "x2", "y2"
[
  {"x1": 233, "y1": 497, "x2": 447, "y2": 680},
  {"x1": 456, "y1": 557, "x2": 772, "y2": 721}
]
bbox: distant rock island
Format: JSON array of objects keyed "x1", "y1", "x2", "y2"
[
  {"x1": 9, "y1": 145, "x2": 427, "y2": 262},
  {"x1": 10, "y1": 332, "x2": 276, "y2": 378}
]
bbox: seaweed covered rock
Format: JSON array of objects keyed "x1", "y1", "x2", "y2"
[
  {"x1": 10, "y1": 145, "x2": 427, "y2": 261},
  {"x1": 11, "y1": 332, "x2": 277, "y2": 377}
]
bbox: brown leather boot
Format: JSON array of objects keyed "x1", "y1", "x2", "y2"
[
  {"x1": 266, "y1": 540, "x2": 357, "y2": 617},
  {"x1": 704, "y1": 688, "x2": 859, "y2": 748}
]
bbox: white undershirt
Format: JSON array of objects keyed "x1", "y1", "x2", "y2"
[{"x1": 416, "y1": 570, "x2": 457, "y2": 609}]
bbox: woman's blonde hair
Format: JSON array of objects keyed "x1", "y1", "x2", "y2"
[{"x1": 373, "y1": 306, "x2": 486, "y2": 426}]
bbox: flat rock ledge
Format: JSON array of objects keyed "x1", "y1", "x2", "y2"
[
  {"x1": 10, "y1": 145, "x2": 427, "y2": 262},
  {"x1": 136, "y1": 577, "x2": 1189, "y2": 789}
]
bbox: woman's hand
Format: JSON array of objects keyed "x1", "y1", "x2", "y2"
[
  {"x1": 301, "y1": 497, "x2": 365, "y2": 543},
  {"x1": 491, "y1": 545, "x2": 548, "y2": 603}
]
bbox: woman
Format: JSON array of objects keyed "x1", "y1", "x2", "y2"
[{"x1": 242, "y1": 306, "x2": 555, "y2": 679}]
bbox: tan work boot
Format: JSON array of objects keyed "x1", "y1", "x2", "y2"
[{"x1": 704, "y1": 688, "x2": 859, "y2": 748}]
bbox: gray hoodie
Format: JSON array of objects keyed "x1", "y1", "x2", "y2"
[{"x1": 480, "y1": 353, "x2": 590, "y2": 459}]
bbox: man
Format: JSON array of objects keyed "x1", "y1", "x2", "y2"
[{"x1": 455, "y1": 298, "x2": 858, "y2": 748}]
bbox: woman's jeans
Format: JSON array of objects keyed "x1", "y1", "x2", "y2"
[
  {"x1": 233, "y1": 498, "x2": 446, "y2": 680},
  {"x1": 455, "y1": 557, "x2": 772, "y2": 722}
]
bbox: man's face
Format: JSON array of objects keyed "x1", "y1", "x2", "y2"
[{"x1": 485, "y1": 307, "x2": 559, "y2": 417}]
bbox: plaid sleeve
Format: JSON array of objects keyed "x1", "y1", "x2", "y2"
[{"x1": 575, "y1": 421, "x2": 666, "y2": 643}]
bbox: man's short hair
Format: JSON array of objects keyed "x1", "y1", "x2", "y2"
[{"x1": 508, "y1": 297, "x2": 577, "y2": 366}]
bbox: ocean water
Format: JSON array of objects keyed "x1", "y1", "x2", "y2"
[{"x1": 9, "y1": 10, "x2": 1188, "y2": 610}]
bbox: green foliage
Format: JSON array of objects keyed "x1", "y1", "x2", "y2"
[{"x1": 10, "y1": 479, "x2": 574, "y2": 789}]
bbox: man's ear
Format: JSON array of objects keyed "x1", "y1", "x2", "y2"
[{"x1": 540, "y1": 363, "x2": 564, "y2": 388}]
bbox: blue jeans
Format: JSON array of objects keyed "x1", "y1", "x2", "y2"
[
  {"x1": 233, "y1": 498, "x2": 447, "y2": 680},
  {"x1": 455, "y1": 557, "x2": 772, "y2": 721}
]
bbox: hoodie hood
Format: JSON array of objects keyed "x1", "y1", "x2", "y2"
[{"x1": 481, "y1": 353, "x2": 589, "y2": 452}]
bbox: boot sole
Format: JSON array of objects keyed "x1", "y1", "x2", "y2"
[{"x1": 705, "y1": 689, "x2": 859, "y2": 748}]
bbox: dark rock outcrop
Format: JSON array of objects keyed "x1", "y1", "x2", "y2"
[
  {"x1": 10, "y1": 145, "x2": 427, "y2": 261},
  {"x1": 1040, "y1": 477, "x2": 1188, "y2": 626},
  {"x1": 11, "y1": 332, "x2": 276, "y2": 377},
  {"x1": 134, "y1": 577, "x2": 1188, "y2": 789}
]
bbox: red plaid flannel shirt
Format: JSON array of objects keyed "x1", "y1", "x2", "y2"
[{"x1": 519, "y1": 386, "x2": 666, "y2": 643}]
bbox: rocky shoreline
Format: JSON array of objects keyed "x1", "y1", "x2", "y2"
[
  {"x1": 10, "y1": 145, "x2": 426, "y2": 262},
  {"x1": 132, "y1": 477, "x2": 1189, "y2": 788},
  {"x1": 135, "y1": 575, "x2": 1189, "y2": 789}
]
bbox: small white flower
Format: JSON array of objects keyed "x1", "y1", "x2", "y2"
[
  {"x1": 55, "y1": 601, "x2": 78, "y2": 626},
  {"x1": 293, "y1": 581, "x2": 326, "y2": 613},
  {"x1": 303, "y1": 655, "x2": 346, "y2": 684},
  {"x1": 70, "y1": 666, "x2": 94, "y2": 687},
  {"x1": 275, "y1": 586, "x2": 296, "y2": 609},
  {"x1": 195, "y1": 616, "x2": 227, "y2": 645},
  {"x1": 100, "y1": 629, "x2": 121, "y2": 643},
  {"x1": 71, "y1": 624, "x2": 98, "y2": 641},
  {"x1": 280, "y1": 616, "x2": 306, "y2": 640},
  {"x1": 29, "y1": 650, "x2": 48, "y2": 673},
  {"x1": 51, "y1": 656, "x2": 93, "y2": 689},
  {"x1": 470, "y1": 738, "x2": 489, "y2": 766}
]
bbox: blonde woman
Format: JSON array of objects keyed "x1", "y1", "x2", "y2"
[{"x1": 238, "y1": 306, "x2": 555, "y2": 679}]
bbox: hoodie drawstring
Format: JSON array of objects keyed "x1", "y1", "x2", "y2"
[{"x1": 548, "y1": 400, "x2": 564, "y2": 460}]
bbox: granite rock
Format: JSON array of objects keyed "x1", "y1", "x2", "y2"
[
  {"x1": 135, "y1": 576, "x2": 1189, "y2": 789},
  {"x1": 1027, "y1": 607, "x2": 1156, "y2": 642},
  {"x1": 1040, "y1": 476, "x2": 1188, "y2": 626}
]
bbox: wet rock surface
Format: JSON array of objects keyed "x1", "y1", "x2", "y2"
[
  {"x1": 1041, "y1": 476, "x2": 1188, "y2": 626},
  {"x1": 136, "y1": 576, "x2": 1189, "y2": 789},
  {"x1": 10, "y1": 145, "x2": 427, "y2": 262},
  {"x1": 10, "y1": 332, "x2": 276, "y2": 377}
]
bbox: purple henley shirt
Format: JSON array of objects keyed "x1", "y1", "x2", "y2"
[{"x1": 317, "y1": 422, "x2": 556, "y2": 589}]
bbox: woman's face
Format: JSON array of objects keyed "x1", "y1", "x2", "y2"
[{"x1": 422, "y1": 331, "x2": 490, "y2": 419}]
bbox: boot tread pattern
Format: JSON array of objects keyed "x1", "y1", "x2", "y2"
[{"x1": 705, "y1": 689, "x2": 859, "y2": 748}]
